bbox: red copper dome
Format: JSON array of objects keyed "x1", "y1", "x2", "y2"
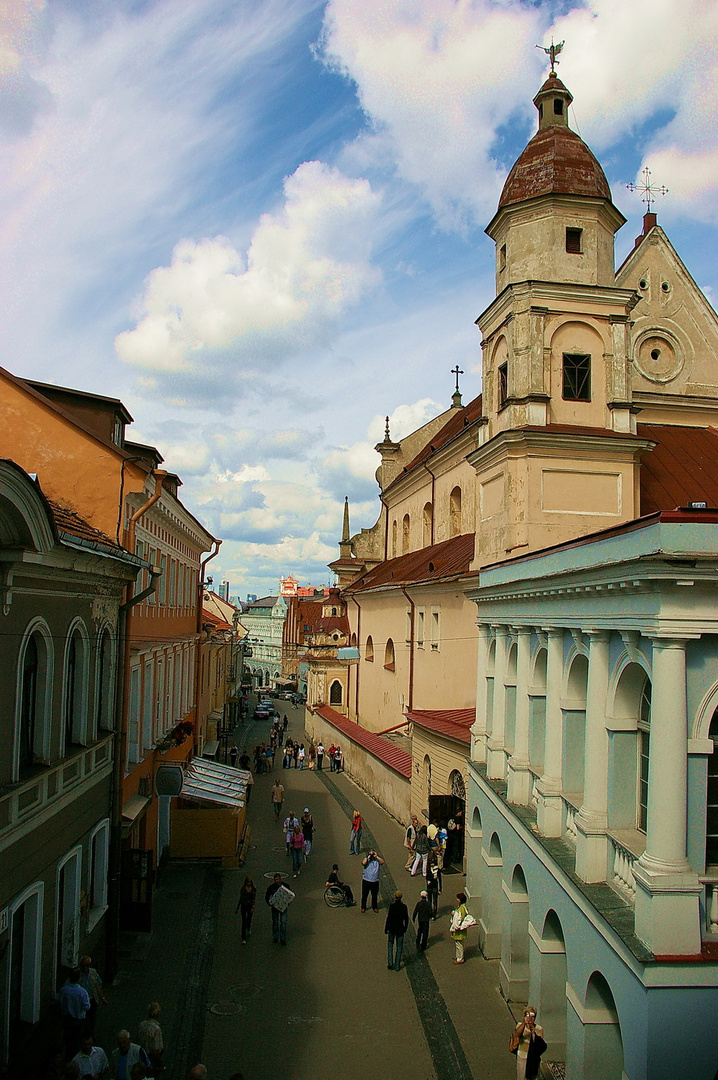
[{"x1": 498, "y1": 74, "x2": 612, "y2": 209}]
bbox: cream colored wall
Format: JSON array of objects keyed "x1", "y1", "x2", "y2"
[
  {"x1": 348, "y1": 584, "x2": 477, "y2": 731},
  {"x1": 410, "y1": 726, "x2": 470, "y2": 824},
  {"x1": 304, "y1": 709, "x2": 410, "y2": 823},
  {"x1": 384, "y1": 452, "x2": 478, "y2": 557}
]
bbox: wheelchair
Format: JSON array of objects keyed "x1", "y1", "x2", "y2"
[{"x1": 324, "y1": 883, "x2": 350, "y2": 908}]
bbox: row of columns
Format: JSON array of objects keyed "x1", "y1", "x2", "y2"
[{"x1": 470, "y1": 623, "x2": 702, "y2": 954}]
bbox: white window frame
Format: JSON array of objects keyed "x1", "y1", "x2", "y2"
[
  {"x1": 430, "y1": 607, "x2": 441, "y2": 652},
  {"x1": 55, "y1": 847, "x2": 82, "y2": 976},
  {"x1": 4, "y1": 881, "x2": 44, "y2": 1044},
  {"x1": 87, "y1": 820, "x2": 110, "y2": 931}
]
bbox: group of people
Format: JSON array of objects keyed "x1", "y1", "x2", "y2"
[
  {"x1": 57, "y1": 958, "x2": 164, "y2": 1080},
  {"x1": 281, "y1": 807, "x2": 315, "y2": 876}
]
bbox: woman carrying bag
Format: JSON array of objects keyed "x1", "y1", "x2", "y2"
[
  {"x1": 509, "y1": 1007, "x2": 547, "y2": 1079},
  {"x1": 449, "y1": 891, "x2": 475, "y2": 964}
]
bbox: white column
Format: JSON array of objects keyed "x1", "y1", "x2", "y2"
[
  {"x1": 575, "y1": 630, "x2": 610, "y2": 883},
  {"x1": 634, "y1": 637, "x2": 701, "y2": 955},
  {"x1": 507, "y1": 627, "x2": 532, "y2": 804},
  {"x1": 536, "y1": 628, "x2": 564, "y2": 837},
  {"x1": 471, "y1": 623, "x2": 491, "y2": 763},
  {"x1": 487, "y1": 626, "x2": 509, "y2": 780}
]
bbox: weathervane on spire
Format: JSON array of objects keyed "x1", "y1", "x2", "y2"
[
  {"x1": 536, "y1": 39, "x2": 564, "y2": 74},
  {"x1": 627, "y1": 167, "x2": 668, "y2": 214}
]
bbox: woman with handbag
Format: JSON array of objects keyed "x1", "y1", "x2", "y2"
[
  {"x1": 510, "y1": 1007, "x2": 546, "y2": 1079},
  {"x1": 449, "y1": 891, "x2": 470, "y2": 964}
]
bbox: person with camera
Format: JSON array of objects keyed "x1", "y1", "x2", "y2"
[{"x1": 360, "y1": 848, "x2": 384, "y2": 912}]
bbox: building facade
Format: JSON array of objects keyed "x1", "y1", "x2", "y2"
[{"x1": 241, "y1": 593, "x2": 287, "y2": 689}]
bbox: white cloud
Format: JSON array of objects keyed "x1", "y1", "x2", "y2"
[
  {"x1": 115, "y1": 160, "x2": 382, "y2": 373},
  {"x1": 321, "y1": 0, "x2": 542, "y2": 227}
]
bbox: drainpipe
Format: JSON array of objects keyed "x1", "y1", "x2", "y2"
[
  {"x1": 400, "y1": 586, "x2": 415, "y2": 713},
  {"x1": 422, "y1": 461, "x2": 436, "y2": 546},
  {"x1": 194, "y1": 540, "x2": 222, "y2": 752},
  {"x1": 350, "y1": 594, "x2": 362, "y2": 720}
]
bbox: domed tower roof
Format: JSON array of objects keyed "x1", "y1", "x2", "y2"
[{"x1": 498, "y1": 74, "x2": 612, "y2": 209}]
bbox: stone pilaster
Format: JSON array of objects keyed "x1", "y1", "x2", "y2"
[
  {"x1": 575, "y1": 631, "x2": 610, "y2": 883},
  {"x1": 536, "y1": 628, "x2": 565, "y2": 837}
]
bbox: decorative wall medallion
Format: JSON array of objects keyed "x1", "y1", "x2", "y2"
[{"x1": 634, "y1": 329, "x2": 684, "y2": 383}]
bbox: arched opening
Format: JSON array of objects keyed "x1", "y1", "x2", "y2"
[
  {"x1": 535, "y1": 909, "x2": 567, "y2": 1063},
  {"x1": 576, "y1": 972, "x2": 624, "y2": 1080},
  {"x1": 706, "y1": 707, "x2": 718, "y2": 870},
  {"x1": 471, "y1": 805, "x2": 482, "y2": 833},
  {"x1": 7, "y1": 884, "x2": 43, "y2": 1053},
  {"x1": 365, "y1": 635, "x2": 374, "y2": 662},
  {"x1": 480, "y1": 832, "x2": 503, "y2": 959},
  {"x1": 504, "y1": 642, "x2": 518, "y2": 752},
  {"x1": 529, "y1": 647, "x2": 548, "y2": 772},
  {"x1": 450, "y1": 486, "x2": 462, "y2": 536},
  {"x1": 64, "y1": 624, "x2": 89, "y2": 750},
  {"x1": 422, "y1": 502, "x2": 433, "y2": 547},
  {"x1": 392, "y1": 519, "x2": 398, "y2": 557},
  {"x1": 423, "y1": 755, "x2": 432, "y2": 813},
  {"x1": 501, "y1": 864, "x2": 529, "y2": 1000},
  {"x1": 329, "y1": 680, "x2": 343, "y2": 706},
  {"x1": 402, "y1": 513, "x2": 410, "y2": 555},
  {"x1": 16, "y1": 624, "x2": 52, "y2": 777},
  {"x1": 350, "y1": 633, "x2": 357, "y2": 647},
  {"x1": 607, "y1": 664, "x2": 650, "y2": 833},
  {"x1": 563, "y1": 653, "x2": 588, "y2": 801},
  {"x1": 55, "y1": 848, "x2": 82, "y2": 986},
  {"x1": 484, "y1": 637, "x2": 496, "y2": 738},
  {"x1": 384, "y1": 639, "x2": 395, "y2": 671}
]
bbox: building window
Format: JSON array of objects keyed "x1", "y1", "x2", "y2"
[
  {"x1": 96, "y1": 630, "x2": 114, "y2": 734},
  {"x1": 392, "y1": 519, "x2": 398, "y2": 557},
  {"x1": 423, "y1": 502, "x2": 433, "y2": 547},
  {"x1": 55, "y1": 849, "x2": 82, "y2": 985},
  {"x1": 64, "y1": 627, "x2": 88, "y2": 750},
  {"x1": 329, "y1": 680, "x2": 343, "y2": 706},
  {"x1": 562, "y1": 353, "x2": 591, "y2": 401},
  {"x1": 417, "y1": 609, "x2": 425, "y2": 648},
  {"x1": 88, "y1": 821, "x2": 110, "y2": 928},
  {"x1": 19, "y1": 635, "x2": 39, "y2": 769},
  {"x1": 8, "y1": 884, "x2": 44, "y2": 1033},
  {"x1": 384, "y1": 639, "x2": 395, "y2": 671},
  {"x1": 365, "y1": 636, "x2": 374, "y2": 662},
  {"x1": 499, "y1": 244, "x2": 506, "y2": 271},
  {"x1": 707, "y1": 708, "x2": 718, "y2": 867},
  {"x1": 498, "y1": 362, "x2": 508, "y2": 407},
  {"x1": 450, "y1": 487, "x2": 462, "y2": 537},
  {"x1": 566, "y1": 227, "x2": 582, "y2": 253},
  {"x1": 402, "y1": 514, "x2": 410, "y2": 555},
  {"x1": 430, "y1": 609, "x2": 441, "y2": 652},
  {"x1": 553, "y1": 97, "x2": 564, "y2": 115}
]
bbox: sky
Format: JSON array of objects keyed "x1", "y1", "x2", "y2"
[{"x1": 3, "y1": 0, "x2": 718, "y2": 599}]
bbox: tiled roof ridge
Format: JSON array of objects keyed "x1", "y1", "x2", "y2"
[
  {"x1": 345, "y1": 532, "x2": 475, "y2": 593},
  {"x1": 48, "y1": 498, "x2": 123, "y2": 551},
  {"x1": 313, "y1": 706, "x2": 412, "y2": 778},
  {"x1": 390, "y1": 393, "x2": 483, "y2": 484},
  {"x1": 406, "y1": 707, "x2": 476, "y2": 744}
]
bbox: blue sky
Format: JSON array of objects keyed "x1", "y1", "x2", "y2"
[{"x1": 2, "y1": 0, "x2": 718, "y2": 598}]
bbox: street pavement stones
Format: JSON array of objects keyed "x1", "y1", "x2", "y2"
[{"x1": 96, "y1": 704, "x2": 517, "y2": 1080}]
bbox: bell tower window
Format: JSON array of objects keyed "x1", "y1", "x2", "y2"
[
  {"x1": 562, "y1": 353, "x2": 591, "y2": 402},
  {"x1": 499, "y1": 244, "x2": 506, "y2": 272},
  {"x1": 566, "y1": 228, "x2": 582, "y2": 254},
  {"x1": 553, "y1": 98, "x2": 564, "y2": 115},
  {"x1": 498, "y1": 362, "x2": 508, "y2": 408}
]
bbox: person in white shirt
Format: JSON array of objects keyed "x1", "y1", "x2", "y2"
[{"x1": 72, "y1": 1034, "x2": 109, "y2": 1079}]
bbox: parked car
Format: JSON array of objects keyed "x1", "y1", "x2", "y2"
[{"x1": 254, "y1": 706, "x2": 270, "y2": 720}]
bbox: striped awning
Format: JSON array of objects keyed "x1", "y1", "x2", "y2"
[{"x1": 181, "y1": 758, "x2": 250, "y2": 808}]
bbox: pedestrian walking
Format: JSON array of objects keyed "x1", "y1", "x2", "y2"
[
  {"x1": 283, "y1": 812, "x2": 299, "y2": 856},
  {"x1": 301, "y1": 809, "x2": 314, "y2": 857},
  {"x1": 360, "y1": 848, "x2": 384, "y2": 912},
  {"x1": 229, "y1": 744, "x2": 238, "y2": 767},
  {"x1": 282, "y1": 715, "x2": 288, "y2": 733},
  {"x1": 270, "y1": 779, "x2": 285, "y2": 818},
  {"x1": 328, "y1": 743, "x2": 337, "y2": 771},
  {"x1": 290, "y1": 824, "x2": 305, "y2": 877},
  {"x1": 403, "y1": 815, "x2": 419, "y2": 870},
  {"x1": 411, "y1": 825, "x2": 431, "y2": 877},
  {"x1": 235, "y1": 875, "x2": 257, "y2": 943},
  {"x1": 111, "y1": 1031, "x2": 150, "y2": 1080},
  {"x1": 334, "y1": 745, "x2": 343, "y2": 771},
  {"x1": 283, "y1": 738, "x2": 293, "y2": 769},
  {"x1": 265, "y1": 873, "x2": 293, "y2": 945},
  {"x1": 426, "y1": 854, "x2": 442, "y2": 919},
  {"x1": 244, "y1": 769, "x2": 254, "y2": 805},
  {"x1": 384, "y1": 890, "x2": 409, "y2": 970},
  {"x1": 298, "y1": 743, "x2": 305, "y2": 769},
  {"x1": 239, "y1": 750, "x2": 251, "y2": 770},
  {"x1": 308, "y1": 745, "x2": 316, "y2": 770},
  {"x1": 316, "y1": 741, "x2": 324, "y2": 770},
  {"x1": 292, "y1": 742, "x2": 299, "y2": 768},
  {"x1": 449, "y1": 891, "x2": 470, "y2": 964},
  {"x1": 412, "y1": 891, "x2": 432, "y2": 951},
  {"x1": 58, "y1": 969, "x2": 91, "y2": 1057},
  {"x1": 350, "y1": 810, "x2": 362, "y2": 855},
  {"x1": 137, "y1": 1002, "x2": 164, "y2": 1075},
  {"x1": 265, "y1": 743, "x2": 274, "y2": 771},
  {"x1": 78, "y1": 955, "x2": 107, "y2": 1034},
  {"x1": 72, "y1": 1033, "x2": 109, "y2": 1079}
]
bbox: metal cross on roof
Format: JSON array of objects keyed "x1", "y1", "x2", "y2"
[
  {"x1": 536, "y1": 39, "x2": 564, "y2": 73},
  {"x1": 451, "y1": 365, "x2": 464, "y2": 394},
  {"x1": 627, "y1": 167, "x2": 668, "y2": 214}
]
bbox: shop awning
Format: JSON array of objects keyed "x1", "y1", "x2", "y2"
[
  {"x1": 202, "y1": 739, "x2": 220, "y2": 760},
  {"x1": 121, "y1": 794, "x2": 151, "y2": 838},
  {"x1": 180, "y1": 758, "x2": 250, "y2": 808}
]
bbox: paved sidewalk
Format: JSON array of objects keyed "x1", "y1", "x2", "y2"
[{"x1": 96, "y1": 704, "x2": 517, "y2": 1080}]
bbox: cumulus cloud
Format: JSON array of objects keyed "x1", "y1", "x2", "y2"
[{"x1": 115, "y1": 160, "x2": 382, "y2": 373}]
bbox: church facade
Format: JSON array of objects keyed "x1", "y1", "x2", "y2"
[{"x1": 332, "y1": 67, "x2": 718, "y2": 1079}]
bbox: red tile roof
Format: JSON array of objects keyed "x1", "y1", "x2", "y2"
[
  {"x1": 202, "y1": 608, "x2": 232, "y2": 631},
  {"x1": 499, "y1": 124, "x2": 611, "y2": 209},
  {"x1": 48, "y1": 500, "x2": 125, "y2": 553},
  {"x1": 406, "y1": 708, "x2": 475, "y2": 745},
  {"x1": 314, "y1": 706, "x2": 412, "y2": 778},
  {"x1": 638, "y1": 424, "x2": 718, "y2": 514},
  {"x1": 345, "y1": 532, "x2": 475, "y2": 593},
  {"x1": 395, "y1": 394, "x2": 483, "y2": 481}
]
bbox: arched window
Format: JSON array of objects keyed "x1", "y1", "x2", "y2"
[
  {"x1": 96, "y1": 629, "x2": 114, "y2": 735},
  {"x1": 450, "y1": 487, "x2": 462, "y2": 536},
  {"x1": 422, "y1": 502, "x2": 433, "y2": 547},
  {"x1": 17, "y1": 623, "x2": 52, "y2": 777},
  {"x1": 329, "y1": 680, "x2": 343, "y2": 706},
  {"x1": 424, "y1": 754, "x2": 431, "y2": 809},
  {"x1": 392, "y1": 519, "x2": 397, "y2": 557},
  {"x1": 638, "y1": 679, "x2": 651, "y2": 832},
  {"x1": 402, "y1": 514, "x2": 410, "y2": 554},
  {"x1": 384, "y1": 639, "x2": 395, "y2": 671},
  {"x1": 707, "y1": 708, "x2": 718, "y2": 868},
  {"x1": 64, "y1": 626, "x2": 88, "y2": 749},
  {"x1": 365, "y1": 636, "x2": 374, "y2": 662},
  {"x1": 19, "y1": 635, "x2": 38, "y2": 769}
]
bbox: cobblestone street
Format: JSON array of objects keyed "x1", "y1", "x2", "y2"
[{"x1": 95, "y1": 705, "x2": 517, "y2": 1080}]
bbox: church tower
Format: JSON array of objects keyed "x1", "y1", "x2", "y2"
[{"x1": 469, "y1": 69, "x2": 653, "y2": 566}]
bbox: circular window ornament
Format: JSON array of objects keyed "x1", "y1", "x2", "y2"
[{"x1": 634, "y1": 330, "x2": 684, "y2": 383}]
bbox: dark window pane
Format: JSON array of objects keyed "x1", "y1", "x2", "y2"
[{"x1": 563, "y1": 353, "x2": 591, "y2": 401}]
